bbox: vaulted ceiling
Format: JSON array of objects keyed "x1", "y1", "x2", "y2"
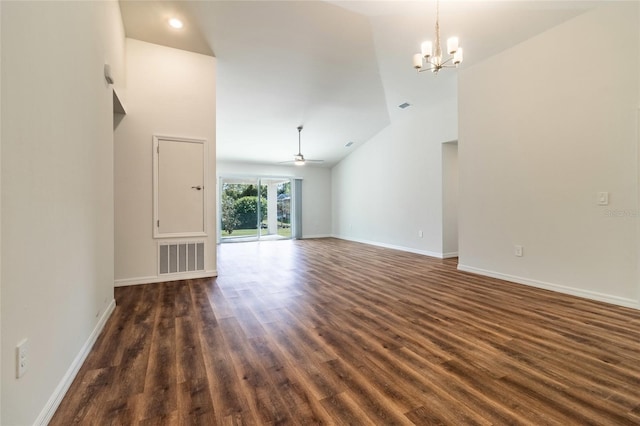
[{"x1": 119, "y1": 1, "x2": 596, "y2": 167}]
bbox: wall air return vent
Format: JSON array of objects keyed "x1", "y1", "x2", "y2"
[{"x1": 159, "y1": 241, "x2": 204, "y2": 275}]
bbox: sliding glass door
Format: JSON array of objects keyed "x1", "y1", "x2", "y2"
[{"x1": 219, "y1": 176, "x2": 293, "y2": 243}]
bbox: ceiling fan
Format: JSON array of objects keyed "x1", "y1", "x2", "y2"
[{"x1": 279, "y1": 126, "x2": 324, "y2": 166}]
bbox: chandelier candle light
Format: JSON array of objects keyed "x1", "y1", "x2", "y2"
[{"x1": 412, "y1": 0, "x2": 463, "y2": 74}]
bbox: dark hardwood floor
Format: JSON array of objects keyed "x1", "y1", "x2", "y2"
[{"x1": 51, "y1": 238, "x2": 640, "y2": 425}]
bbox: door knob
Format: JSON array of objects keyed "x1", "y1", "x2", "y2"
[{"x1": 191, "y1": 186, "x2": 203, "y2": 190}]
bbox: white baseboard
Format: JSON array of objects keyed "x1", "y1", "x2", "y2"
[
  {"x1": 302, "y1": 234, "x2": 332, "y2": 239},
  {"x1": 35, "y1": 299, "x2": 116, "y2": 426},
  {"x1": 442, "y1": 251, "x2": 459, "y2": 259},
  {"x1": 332, "y1": 235, "x2": 445, "y2": 259},
  {"x1": 114, "y1": 270, "x2": 218, "y2": 287},
  {"x1": 457, "y1": 264, "x2": 639, "y2": 310}
]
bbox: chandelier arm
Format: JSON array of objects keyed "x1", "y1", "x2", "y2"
[
  {"x1": 418, "y1": 65, "x2": 442, "y2": 73},
  {"x1": 416, "y1": 59, "x2": 452, "y2": 73},
  {"x1": 439, "y1": 56, "x2": 455, "y2": 67}
]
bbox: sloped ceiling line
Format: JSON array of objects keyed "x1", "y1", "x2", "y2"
[{"x1": 119, "y1": 0, "x2": 595, "y2": 167}]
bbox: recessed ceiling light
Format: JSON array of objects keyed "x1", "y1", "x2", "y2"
[{"x1": 168, "y1": 18, "x2": 184, "y2": 29}]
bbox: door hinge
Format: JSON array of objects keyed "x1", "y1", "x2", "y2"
[
  {"x1": 157, "y1": 146, "x2": 160, "y2": 154},
  {"x1": 157, "y1": 219, "x2": 160, "y2": 227}
]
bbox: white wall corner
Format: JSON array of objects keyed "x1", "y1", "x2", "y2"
[
  {"x1": 458, "y1": 3, "x2": 639, "y2": 307},
  {"x1": 115, "y1": 39, "x2": 217, "y2": 284},
  {"x1": 333, "y1": 235, "x2": 446, "y2": 259},
  {"x1": 458, "y1": 264, "x2": 640, "y2": 311},
  {"x1": 34, "y1": 299, "x2": 116, "y2": 426},
  {"x1": 302, "y1": 234, "x2": 333, "y2": 240},
  {"x1": 330, "y1": 99, "x2": 456, "y2": 260}
]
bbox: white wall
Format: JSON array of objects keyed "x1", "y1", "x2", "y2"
[
  {"x1": 217, "y1": 161, "x2": 332, "y2": 238},
  {"x1": 442, "y1": 142, "x2": 458, "y2": 257},
  {"x1": 331, "y1": 98, "x2": 458, "y2": 257},
  {"x1": 0, "y1": 2, "x2": 3, "y2": 421},
  {"x1": 115, "y1": 39, "x2": 217, "y2": 286},
  {"x1": 458, "y1": 2, "x2": 640, "y2": 309},
  {"x1": 0, "y1": 1, "x2": 125, "y2": 424}
]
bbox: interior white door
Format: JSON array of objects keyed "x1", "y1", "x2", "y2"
[{"x1": 156, "y1": 137, "x2": 205, "y2": 236}]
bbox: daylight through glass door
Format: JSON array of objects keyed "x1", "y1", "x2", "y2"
[{"x1": 220, "y1": 176, "x2": 293, "y2": 243}]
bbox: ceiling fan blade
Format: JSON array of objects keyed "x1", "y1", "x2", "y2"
[{"x1": 277, "y1": 159, "x2": 324, "y2": 165}]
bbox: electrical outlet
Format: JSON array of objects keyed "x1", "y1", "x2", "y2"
[
  {"x1": 16, "y1": 339, "x2": 29, "y2": 378},
  {"x1": 514, "y1": 245, "x2": 523, "y2": 257},
  {"x1": 597, "y1": 192, "x2": 609, "y2": 206}
]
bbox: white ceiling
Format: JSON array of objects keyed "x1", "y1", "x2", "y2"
[{"x1": 119, "y1": 1, "x2": 596, "y2": 167}]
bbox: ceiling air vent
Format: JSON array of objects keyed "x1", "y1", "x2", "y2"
[{"x1": 398, "y1": 102, "x2": 411, "y2": 109}]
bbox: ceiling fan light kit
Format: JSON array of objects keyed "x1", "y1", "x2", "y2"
[
  {"x1": 279, "y1": 126, "x2": 324, "y2": 166},
  {"x1": 412, "y1": 0, "x2": 463, "y2": 75}
]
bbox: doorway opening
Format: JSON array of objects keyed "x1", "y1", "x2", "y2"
[
  {"x1": 219, "y1": 176, "x2": 293, "y2": 243},
  {"x1": 442, "y1": 141, "x2": 459, "y2": 259}
]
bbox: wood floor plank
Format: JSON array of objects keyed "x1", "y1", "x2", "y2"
[
  {"x1": 175, "y1": 314, "x2": 207, "y2": 384},
  {"x1": 248, "y1": 336, "x2": 336, "y2": 424},
  {"x1": 219, "y1": 317, "x2": 286, "y2": 422},
  {"x1": 139, "y1": 283, "x2": 178, "y2": 421},
  {"x1": 51, "y1": 238, "x2": 640, "y2": 425},
  {"x1": 189, "y1": 280, "x2": 259, "y2": 425},
  {"x1": 176, "y1": 378, "x2": 217, "y2": 425},
  {"x1": 319, "y1": 391, "x2": 385, "y2": 426},
  {"x1": 52, "y1": 366, "x2": 117, "y2": 424},
  {"x1": 101, "y1": 395, "x2": 141, "y2": 426}
]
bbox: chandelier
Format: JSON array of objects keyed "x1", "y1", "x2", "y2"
[{"x1": 412, "y1": 0, "x2": 463, "y2": 74}]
